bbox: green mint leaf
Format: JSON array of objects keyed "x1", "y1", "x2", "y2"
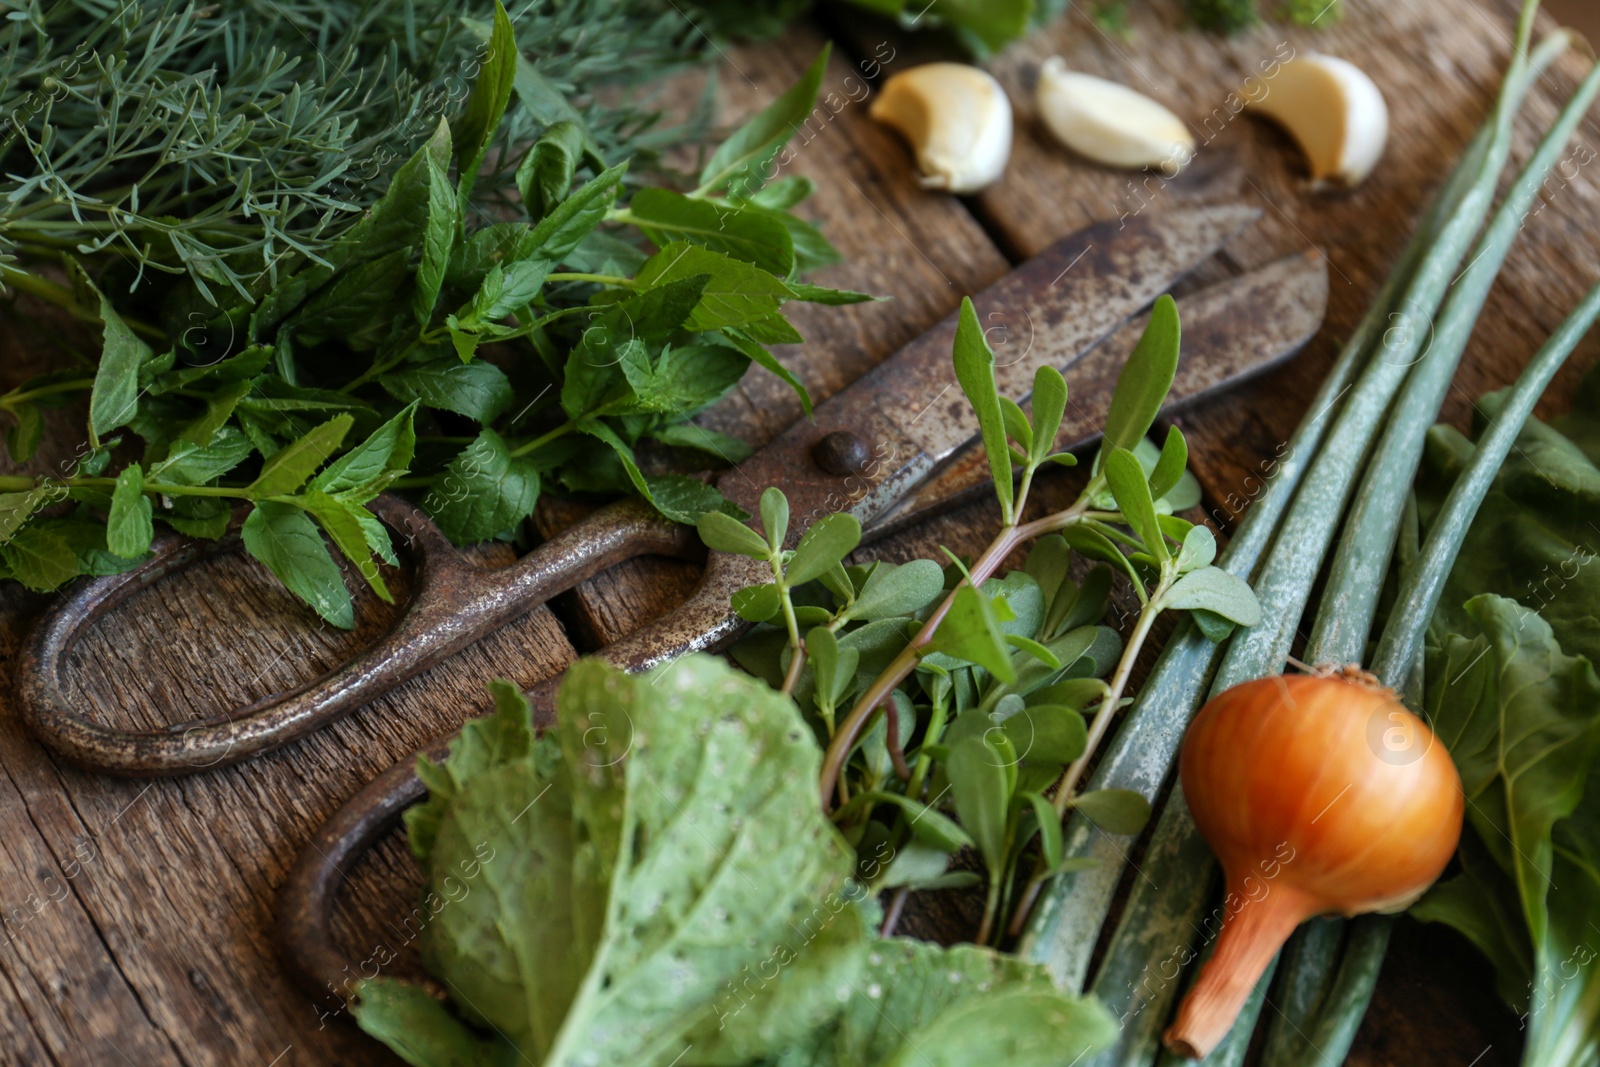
[
  {"x1": 720, "y1": 328, "x2": 813, "y2": 416},
  {"x1": 177, "y1": 380, "x2": 252, "y2": 447},
  {"x1": 69, "y1": 258, "x2": 155, "y2": 438},
  {"x1": 1102, "y1": 293, "x2": 1180, "y2": 456},
  {"x1": 107, "y1": 465, "x2": 153, "y2": 559},
  {"x1": 634, "y1": 242, "x2": 790, "y2": 330},
  {"x1": 452, "y1": 0, "x2": 517, "y2": 205},
  {"x1": 561, "y1": 336, "x2": 640, "y2": 420},
  {"x1": 738, "y1": 310, "x2": 805, "y2": 346},
  {"x1": 0, "y1": 525, "x2": 81, "y2": 591},
  {"x1": 641, "y1": 473, "x2": 744, "y2": 524},
  {"x1": 1029, "y1": 365, "x2": 1069, "y2": 466},
  {"x1": 311, "y1": 402, "x2": 417, "y2": 498},
  {"x1": 1148, "y1": 425, "x2": 1189, "y2": 502},
  {"x1": 413, "y1": 119, "x2": 457, "y2": 325},
  {"x1": 697, "y1": 511, "x2": 770, "y2": 558},
  {"x1": 301, "y1": 490, "x2": 392, "y2": 602},
  {"x1": 381, "y1": 359, "x2": 513, "y2": 422},
  {"x1": 1068, "y1": 788, "x2": 1152, "y2": 835},
  {"x1": 527, "y1": 162, "x2": 626, "y2": 263},
  {"x1": 239, "y1": 500, "x2": 354, "y2": 628},
  {"x1": 293, "y1": 248, "x2": 413, "y2": 347},
  {"x1": 148, "y1": 428, "x2": 255, "y2": 487},
  {"x1": 786, "y1": 512, "x2": 862, "y2": 585},
  {"x1": 953, "y1": 296, "x2": 1014, "y2": 522},
  {"x1": 783, "y1": 280, "x2": 879, "y2": 305},
  {"x1": 1161, "y1": 565, "x2": 1261, "y2": 626},
  {"x1": 646, "y1": 422, "x2": 754, "y2": 464},
  {"x1": 424, "y1": 429, "x2": 540, "y2": 543},
  {"x1": 759, "y1": 486, "x2": 789, "y2": 551},
  {"x1": 697, "y1": 45, "x2": 830, "y2": 197},
  {"x1": 1, "y1": 488, "x2": 57, "y2": 546},
  {"x1": 516, "y1": 120, "x2": 585, "y2": 223},
  {"x1": 617, "y1": 337, "x2": 745, "y2": 417},
  {"x1": 1105, "y1": 446, "x2": 1166, "y2": 564},
  {"x1": 246, "y1": 414, "x2": 353, "y2": 498},
  {"x1": 627, "y1": 188, "x2": 795, "y2": 276},
  {"x1": 744, "y1": 175, "x2": 815, "y2": 210}
]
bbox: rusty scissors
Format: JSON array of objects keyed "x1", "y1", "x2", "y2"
[{"x1": 16, "y1": 205, "x2": 1326, "y2": 782}]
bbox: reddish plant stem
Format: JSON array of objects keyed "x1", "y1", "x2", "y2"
[{"x1": 815, "y1": 502, "x2": 1094, "y2": 808}]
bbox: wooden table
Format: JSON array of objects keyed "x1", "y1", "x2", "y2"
[{"x1": 3, "y1": 0, "x2": 1596, "y2": 1062}]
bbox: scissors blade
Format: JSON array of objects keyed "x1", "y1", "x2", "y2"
[
  {"x1": 719, "y1": 204, "x2": 1261, "y2": 529},
  {"x1": 861, "y1": 249, "x2": 1330, "y2": 541}
]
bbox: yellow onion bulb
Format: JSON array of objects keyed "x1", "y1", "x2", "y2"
[{"x1": 1163, "y1": 671, "x2": 1464, "y2": 1060}]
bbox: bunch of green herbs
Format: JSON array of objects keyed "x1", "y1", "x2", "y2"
[
  {"x1": 0, "y1": 4, "x2": 867, "y2": 629},
  {"x1": 706, "y1": 295, "x2": 1262, "y2": 946},
  {"x1": 350, "y1": 655, "x2": 1120, "y2": 1067}
]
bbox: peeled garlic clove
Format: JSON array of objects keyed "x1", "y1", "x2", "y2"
[
  {"x1": 1249, "y1": 52, "x2": 1388, "y2": 188},
  {"x1": 870, "y1": 63, "x2": 1012, "y2": 194},
  {"x1": 1035, "y1": 57, "x2": 1196, "y2": 174}
]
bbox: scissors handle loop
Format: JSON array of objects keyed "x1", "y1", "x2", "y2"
[{"x1": 15, "y1": 494, "x2": 700, "y2": 777}]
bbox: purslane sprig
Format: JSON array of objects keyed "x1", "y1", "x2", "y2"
[
  {"x1": 0, "y1": 6, "x2": 869, "y2": 629},
  {"x1": 711, "y1": 294, "x2": 1263, "y2": 945}
]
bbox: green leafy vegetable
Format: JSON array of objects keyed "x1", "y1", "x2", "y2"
[
  {"x1": 2, "y1": 19, "x2": 866, "y2": 624},
  {"x1": 353, "y1": 657, "x2": 1117, "y2": 1067}
]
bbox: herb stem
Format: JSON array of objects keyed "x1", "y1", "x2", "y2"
[
  {"x1": 777, "y1": 571, "x2": 806, "y2": 697},
  {"x1": 976, "y1": 820, "x2": 1017, "y2": 946},
  {"x1": 1007, "y1": 576, "x2": 1171, "y2": 938},
  {"x1": 509, "y1": 419, "x2": 581, "y2": 458},
  {"x1": 1, "y1": 377, "x2": 94, "y2": 406},
  {"x1": 817, "y1": 494, "x2": 1096, "y2": 807}
]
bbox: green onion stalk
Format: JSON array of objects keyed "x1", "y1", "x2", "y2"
[{"x1": 1257, "y1": 40, "x2": 1600, "y2": 1067}]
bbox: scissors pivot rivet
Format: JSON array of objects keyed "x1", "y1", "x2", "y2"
[{"x1": 813, "y1": 431, "x2": 870, "y2": 476}]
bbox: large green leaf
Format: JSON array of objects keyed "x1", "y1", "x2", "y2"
[{"x1": 1424, "y1": 595, "x2": 1600, "y2": 944}]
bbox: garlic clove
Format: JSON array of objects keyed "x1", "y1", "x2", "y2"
[
  {"x1": 1035, "y1": 57, "x2": 1196, "y2": 174},
  {"x1": 870, "y1": 63, "x2": 1013, "y2": 194},
  {"x1": 1249, "y1": 52, "x2": 1388, "y2": 189}
]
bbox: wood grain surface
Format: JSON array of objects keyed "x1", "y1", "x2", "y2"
[{"x1": 2, "y1": 0, "x2": 1595, "y2": 1063}]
